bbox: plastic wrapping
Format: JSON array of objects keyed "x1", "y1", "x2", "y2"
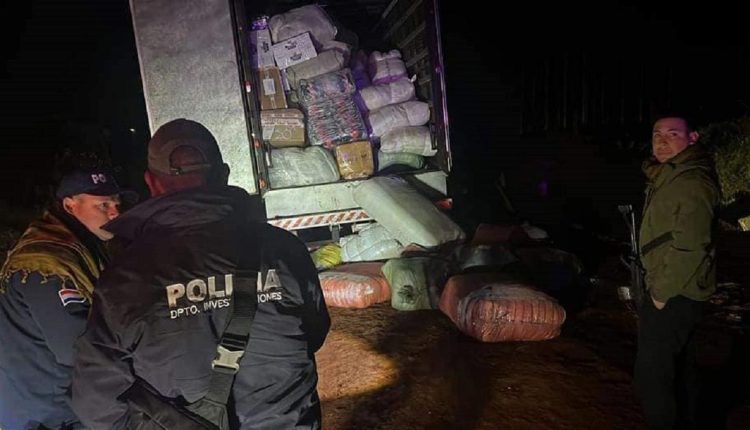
[
  {"x1": 334, "y1": 141, "x2": 374, "y2": 180},
  {"x1": 382, "y1": 257, "x2": 442, "y2": 311},
  {"x1": 305, "y1": 96, "x2": 367, "y2": 148},
  {"x1": 369, "y1": 50, "x2": 408, "y2": 85},
  {"x1": 377, "y1": 151, "x2": 425, "y2": 171},
  {"x1": 298, "y1": 69, "x2": 356, "y2": 105},
  {"x1": 319, "y1": 40, "x2": 352, "y2": 64},
  {"x1": 269, "y1": 5, "x2": 337, "y2": 45},
  {"x1": 351, "y1": 50, "x2": 371, "y2": 90},
  {"x1": 353, "y1": 176, "x2": 465, "y2": 247},
  {"x1": 311, "y1": 243, "x2": 342, "y2": 271},
  {"x1": 452, "y1": 243, "x2": 519, "y2": 273},
  {"x1": 286, "y1": 50, "x2": 347, "y2": 90},
  {"x1": 268, "y1": 146, "x2": 339, "y2": 188},
  {"x1": 368, "y1": 101, "x2": 430, "y2": 137},
  {"x1": 380, "y1": 126, "x2": 436, "y2": 156},
  {"x1": 318, "y1": 262, "x2": 390, "y2": 308},
  {"x1": 359, "y1": 78, "x2": 415, "y2": 112},
  {"x1": 439, "y1": 273, "x2": 566, "y2": 342},
  {"x1": 340, "y1": 223, "x2": 403, "y2": 262}
]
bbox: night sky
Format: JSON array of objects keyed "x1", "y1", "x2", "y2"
[{"x1": 1, "y1": 1, "x2": 748, "y2": 213}]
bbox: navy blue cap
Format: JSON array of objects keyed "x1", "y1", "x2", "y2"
[{"x1": 55, "y1": 169, "x2": 138, "y2": 202}]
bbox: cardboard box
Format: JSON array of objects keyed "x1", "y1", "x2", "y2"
[
  {"x1": 272, "y1": 32, "x2": 317, "y2": 69},
  {"x1": 335, "y1": 141, "x2": 374, "y2": 180},
  {"x1": 261, "y1": 109, "x2": 306, "y2": 148},
  {"x1": 249, "y1": 28, "x2": 275, "y2": 69},
  {"x1": 257, "y1": 67, "x2": 288, "y2": 110}
]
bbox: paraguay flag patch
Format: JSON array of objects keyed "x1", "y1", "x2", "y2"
[{"x1": 58, "y1": 288, "x2": 86, "y2": 307}]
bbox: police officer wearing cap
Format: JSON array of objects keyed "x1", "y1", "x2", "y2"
[
  {"x1": 0, "y1": 168, "x2": 136, "y2": 430},
  {"x1": 71, "y1": 119, "x2": 330, "y2": 429}
]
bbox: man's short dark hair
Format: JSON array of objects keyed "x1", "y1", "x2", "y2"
[{"x1": 651, "y1": 110, "x2": 697, "y2": 131}]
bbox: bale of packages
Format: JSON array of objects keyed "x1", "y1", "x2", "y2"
[
  {"x1": 318, "y1": 262, "x2": 390, "y2": 308},
  {"x1": 359, "y1": 78, "x2": 415, "y2": 112},
  {"x1": 368, "y1": 101, "x2": 429, "y2": 137},
  {"x1": 377, "y1": 151, "x2": 424, "y2": 171},
  {"x1": 298, "y1": 69, "x2": 356, "y2": 105},
  {"x1": 305, "y1": 95, "x2": 367, "y2": 148},
  {"x1": 268, "y1": 146, "x2": 339, "y2": 188},
  {"x1": 368, "y1": 50, "x2": 408, "y2": 84},
  {"x1": 286, "y1": 50, "x2": 347, "y2": 89},
  {"x1": 311, "y1": 243, "x2": 342, "y2": 271},
  {"x1": 353, "y1": 176, "x2": 465, "y2": 247},
  {"x1": 269, "y1": 4, "x2": 337, "y2": 45},
  {"x1": 340, "y1": 223, "x2": 403, "y2": 262},
  {"x1": 335, "y1": 140, "x2": 374, "y2": 180},
  {"x1": 260, "y1": 109, "x2": 305, "y2": 148},
  {"x1": 380, "y1": 126, "x2": 435, "y2": 156},
  {"x1": 382, "y1": 257, "x2": 448, "y2": 311},
  {"x1": 439, "y1": 273, "x2": 566, "y2": 342}
]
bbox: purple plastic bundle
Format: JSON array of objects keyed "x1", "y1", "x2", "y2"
[
  {"x1": 251, "y1": 16, "x2": 269, "y2": 31},
  {"x1": 351, "y1": 50, "x2": 372, "y2": 90}
]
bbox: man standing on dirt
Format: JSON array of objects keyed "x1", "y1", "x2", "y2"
[
  {"x1": 635, "y1": 114, "x2": 720, "y2": 429},
  {"x1": 0, "y1": 168, "x2": 132, "y2": 430},
  {"x1": 71, "y1": 119, "x2": 330, "y2": 429}
]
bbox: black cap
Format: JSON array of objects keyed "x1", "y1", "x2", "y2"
[
  {"x1": 55, "y1": 168, "x2": 138, "y2": 203},
  {"x1": 147, "y1": 119, "x2": 224, "y2": 176}
]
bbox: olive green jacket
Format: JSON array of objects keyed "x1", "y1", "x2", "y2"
[{"x1": 639, "y1": 145, "x2": 720, "y2": 302}]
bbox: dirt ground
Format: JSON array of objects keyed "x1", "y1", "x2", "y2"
[
  {"x1": 316, "y1": 234, "x2": 750, "y2": 430},
  {"x1": 1, "y1": 218, "x2": 748, "y2": 429}
]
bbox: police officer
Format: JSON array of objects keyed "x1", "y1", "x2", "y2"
[
  {"x1": 0, "y1": 168, "x2": 134, "y2": 430},
  {"x1": 71, "y1": 119, "x2": 330, "y2": 429}
]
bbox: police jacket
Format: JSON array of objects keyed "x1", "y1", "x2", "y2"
[
  {"x1": 71, "y1": 186, "x2": 330, "y2": 429},
  {"x1": 0, "y1": 208, "x2": 108, "y2": 430}
]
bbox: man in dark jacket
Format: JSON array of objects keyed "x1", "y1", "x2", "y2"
[
  {"x1": 635, "y1": 114, "x2": 720, "y2": 429},
  {"x1": 0, "y1": 168, "x2": 131, "y2": 430},
  {"x1": 71, "y1": 119, "x2": 330, "y2": 429}
]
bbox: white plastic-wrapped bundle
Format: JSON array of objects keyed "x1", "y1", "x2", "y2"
[
  {"x1": 319, "y1": 40, "x2": 351, "y2": 63},
  {"x1": 380, "y1": 126, "x2": 436, "y2": 156},
  {"x1": 369, "y1": 50, "x2": 408, "y2": 84},
  {"x1": 368, "y1": 101, "x2": 430, "y2": 137},
  {"x1": 269, "y1": 5, "x2": 337, "y2": 44},
  {"x1": 286, "y1": 50, "x2": 347, "y2": 90},
  {"x1": 305, "y1": 96, "x2": 367, "y2": 148},
  {"x1": 359, "y1": 78, "x2": 415, "y2": 112},
  {"x1": 377, "y1": 151, "x2": 425, "y2": 171},
  {"x1": 353, "y1": 177, "x2": 465, "y2": 247},
  {"x1": 268, "y1": 146, "x2": 339, "y2": 188},
  {"x1": 370, "y1": 50, "x2": 402, "y2": 62},
  {"x1": 340, "y1": 223, "x2": 403, "y2": 262},
  {"x1": 298, "y1": 69, "x2": 356, "y2": 105}
]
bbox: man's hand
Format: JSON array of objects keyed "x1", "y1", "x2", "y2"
[{"x1": 651, "y1": 295, "x2": 666, "y2": 310}]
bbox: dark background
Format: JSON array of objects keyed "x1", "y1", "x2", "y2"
[{"x1": 1, "y1": 1, "x2": 748, "y2": 243}]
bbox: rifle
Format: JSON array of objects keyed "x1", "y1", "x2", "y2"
[{"x1": 618, "y1": 204, "x2": 646, "y2": 312}]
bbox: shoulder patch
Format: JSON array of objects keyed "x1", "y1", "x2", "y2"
[{"x1": 58, "y1": 288, "x2": 86, "y2": 307}]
